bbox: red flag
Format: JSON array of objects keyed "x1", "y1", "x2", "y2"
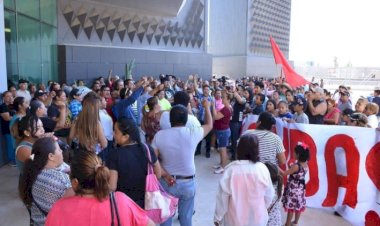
[{"x1": 270, "y1": 36, "x2": 309, "y2": 88}]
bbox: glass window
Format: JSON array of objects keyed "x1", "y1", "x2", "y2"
[
  {"x1": 4, "y1": 10, "x2": 18, "y2": 83},
  {"x1": 4, "y1": 0, "x2": 15, "y2": 9},
  {"x1": 41, "y1": 24, "x2": 58, "y2": 83},
  {"x1": 17, "y1": 15, "x2": 42, "y2": 84},
  {"x1": 17, "y1": 0, "x2": 40, "y2": 20},
  {"x1": 40, "y1": 0, "x2": 57, "y2": 26}
]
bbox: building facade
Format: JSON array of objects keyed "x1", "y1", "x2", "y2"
[{"x1": 208, "y1": 0, "x2": 291, "y2": 78}]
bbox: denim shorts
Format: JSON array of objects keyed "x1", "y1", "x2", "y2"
[{"x1": 215, "y1": 128, "x2": 231, "y2": 148}]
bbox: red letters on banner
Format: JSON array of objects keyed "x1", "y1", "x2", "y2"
[
  {"x1": 366, "y1": 142, "x2": 380, "y2": 190},
  {"x1": 365, "y1": 210, "x2": 380, "y2": 226},
  {"x1": 283, "y1": 128, "x2": 319, "y2": 196},
  {"x1": 322, "y1": 134, "x2": 360, "y2": 208}
]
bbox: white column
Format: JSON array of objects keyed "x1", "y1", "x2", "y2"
[{"x1": 0, "y1": 1, "x2": 8, "y2": 92}]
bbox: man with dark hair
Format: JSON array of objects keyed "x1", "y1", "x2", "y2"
[
  {"x1": 152, "y1": 99, "x2": 213, "y2": 226},
  {"x1": 169, "y1": 105, "x2": 189, "y2": 127},
  {"x1": 16, "y1": 79, "x2": 31, "y2": 101},
  {"x1": 159, "y1": 91, "x2": 201, "y2": 130}
]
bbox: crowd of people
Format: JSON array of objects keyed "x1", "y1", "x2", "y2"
[{"x1": 0, "y1": 73, "x2": 379, "y2": 226}]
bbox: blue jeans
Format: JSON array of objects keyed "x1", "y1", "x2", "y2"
[
  {"x1": 215, "y1": 128, "x2": 231, "y2": 148},
  {"x1": 160, "y1": 178, "x2": 196, "y2": 226},
  {"x1": 5, "y1": 134, "x2": 15, "y2": 164}
]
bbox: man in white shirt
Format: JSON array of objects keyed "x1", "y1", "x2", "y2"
[
  {"x1": 160, "y1": 91, "x2": 201, "y2": 130},
  {"x1": 99, "y1": 96, "x2": 114, "y2": 161},
  {"x1": 152, "y1": 99, "x2": 213, "y2": 226},
  {"x1": 16, "y1": 79, "x2": 32, "y2": 102}
]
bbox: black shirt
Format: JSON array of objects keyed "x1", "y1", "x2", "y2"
[
  {"x1": 306, "y1": 99, "x2": 326, "y2": 124},
  {"x1": 0, "y1": 103, "x2": 14, "y2": 134},
  {"x1": 231, "y1": 100, "x2": 245, "y2": 123},
  {"x1": 107, "y1": 143, "x2": 157, "y2": 208},
  {"x1": 40, "y1": 117, "x2": 57, "y2": 133},
  {"x1": 47, "y1": 103, "x2": 70, "y2": 137}
]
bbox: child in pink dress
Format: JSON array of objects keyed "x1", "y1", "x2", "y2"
[{"x1": 281, "y1": 143, "x2": 310, "y2": 226}]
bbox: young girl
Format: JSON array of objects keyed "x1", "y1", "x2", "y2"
[
  {"x1": 266, "y1": 99, "x2": 278, "y2": 117},
  {"x1": 265, "y1": 162, "x2": 283, "y2": 226},
  {"x1": 281, "y1": 143, "x2": 310, "y2": 226},
  {"x1": 277, "y1": 101, "x2": 293, "y2": 120}
]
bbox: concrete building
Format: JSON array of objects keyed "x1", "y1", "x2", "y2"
[
  {"x1": 0, "y1": 0, "x2": 292, "y2": 165},
  {"x1": 208, "y1": 0, "x2": 291, "y2": 78}
]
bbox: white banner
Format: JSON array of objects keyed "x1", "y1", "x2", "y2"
[{"x1": 242, "y1": 115, "x2": 380, "y2": 226}]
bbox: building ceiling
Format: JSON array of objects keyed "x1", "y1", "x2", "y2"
[{"x1": 91, "y1": 0, "x2": 187, "y2": 16}]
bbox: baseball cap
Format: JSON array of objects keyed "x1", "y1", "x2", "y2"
[
  {"x1": 311, "y1": 87, "x2": 324, "y2": 95},
  {"x1": 293, "y1": 96, "x2": 307, "y2": 110},
  {"x1": 374, "y1": 87, "x2": 380, "y2": 91},
  {"x1": 34, "y1": 90, "x2": 48, "y2": 97},
  {"x1": 70, "y1": 88, "x2": 82, "y2": 98}
]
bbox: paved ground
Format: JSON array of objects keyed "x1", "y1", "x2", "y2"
[{"x1": 0, "y1": 150, "x2": 351, "y2": 226}]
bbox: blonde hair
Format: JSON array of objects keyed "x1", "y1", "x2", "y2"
[
  {"x1": 366, "y1": 102, "x2": 379, "y2": 115},
  {"x1": 357, "y1": 97, "x2": 369, "y2": 105},
  {"x1": 75, "y1": 92, "x2": 100, "y2": 151}
]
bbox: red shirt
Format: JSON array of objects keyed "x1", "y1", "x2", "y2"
[{"x1": 214, "y1": 106, "x2": 232, "y2": 130}]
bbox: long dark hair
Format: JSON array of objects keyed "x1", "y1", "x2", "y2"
[
  {"x1": 13, "y1": 96, "x2": 26, "y2": 112},
  {"x1": 70, "y1": 150, "x2": 110, "y2": 201},
  {"x1": 265, "y1": 162, "x2": 283, "y2": 199},
  {"x1": 19, "y1": 137, "x2": 57, "y2": 205},
  {"x1": 13, "y1": 114, "x2": 40, "y2": 145}
]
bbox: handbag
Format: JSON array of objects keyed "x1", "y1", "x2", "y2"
[
  {"x1": 110, "y1": 192, "x2": 121, "y2": 226},
  {"x1": 143, "y1": 143, "x2": 178, "y2": 224}
]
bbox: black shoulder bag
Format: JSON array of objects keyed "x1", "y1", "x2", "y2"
[{"x1": 110, "y1": 192, "x2": 122, "y2": 226}]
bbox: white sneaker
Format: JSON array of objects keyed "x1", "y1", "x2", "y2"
[
  {"x1": 212, "y1": 164, "x2": 221, "y2": 169},
  {"x1": 214, "y1": 167, "x2": 224, "y2": 174}
]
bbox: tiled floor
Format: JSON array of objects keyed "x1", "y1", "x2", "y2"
[{"x1": 0, "y1": 151, "x2": 351, "y2": 226}]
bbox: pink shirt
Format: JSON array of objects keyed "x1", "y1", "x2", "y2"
[
  {"x1": 215, "y1": 99, "x2": 225, "y2": 111},
  {"x1": 46, "y1": 192, "x2": 149, "y2": 226}
]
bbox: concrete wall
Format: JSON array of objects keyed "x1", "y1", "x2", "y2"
[
  {"x1": 207, "y1": 0, "x2": 247, "y2": 56},
  {"x1": 246, "y1": 56, "x2": 277, "y2": 77},
  {"x1": 59, "y1": 45, "x2": 212, "y2": 83},
  {"x1": 212, "y1": 56, "x2": 246, "y2": 78},
  {"x1": 212, "y1": 55, "x2": 277, "y2": 79}
]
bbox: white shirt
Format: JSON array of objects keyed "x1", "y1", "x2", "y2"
[
  {"x1": 367, "y1": 114, "x2": 378, "y2": 128},
  {"x1": 151, "y1": 126, "x2": 204, "y2": 176},
  {"x1": 214, "y1": 161, "x2": 274, "y2": 226},
  {"x1": 159, "y1": 111, "x2": 201, "y2": 130},
  {"x1": 99, "y1": 109, "x2": 113, "y2": 141},
  {"x1": 16, "y1": 90, "x2": 31, "y2": 102}
]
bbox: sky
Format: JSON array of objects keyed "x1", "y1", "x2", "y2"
[{"x1": 289, "y1": 0, "x2": 380, "y2": 68}]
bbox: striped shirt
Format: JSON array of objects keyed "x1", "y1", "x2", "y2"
[
  {"x1": 31, "y1": 166, "x2": 71, "y2": 226},
  {"x1": 242, "y1": 129, "x2": 285, "y2": 166}
]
